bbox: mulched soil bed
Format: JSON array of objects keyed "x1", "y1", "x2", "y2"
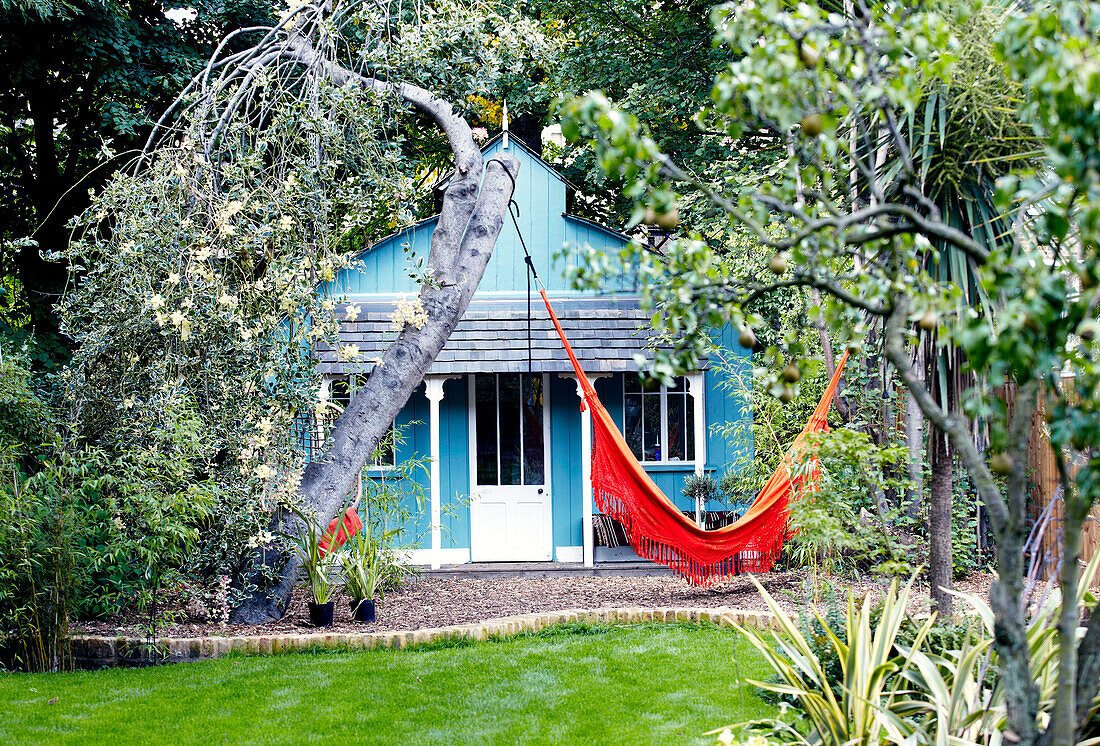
[{"x1": 72, "y1": 571, "x2": 993, "y2": 639}]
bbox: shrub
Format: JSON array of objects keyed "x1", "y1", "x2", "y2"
[
  {"x1": 0, "y1": 456, "x2": 88, "y2": 672},
  {"x1": 785, "y1": 429, "x2": 914, "y2": 580},
  {"x1": 0, "y1": 354, "x2": 81, "y2": 671},
  {"x1": 683, "y1": 473, "x2": 722, "y2": 512},
  {"x1": 725, "y1": 558, "x2": 1100, "y2": 746},
  {"x1": 66, "y1": 397, "x2": 217, "y2": 618}
]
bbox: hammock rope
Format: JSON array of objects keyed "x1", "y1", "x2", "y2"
[{"x1": 538, "y1": 286, "x2": 850, "y2": 585}]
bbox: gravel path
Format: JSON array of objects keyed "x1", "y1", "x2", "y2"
[{"x1": 73, "y1": 571, "x2": 993, "y2": 639}]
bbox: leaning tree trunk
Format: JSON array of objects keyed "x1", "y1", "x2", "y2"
[{"x1": 230, "y1": 42, "x2": 521, "y2": 624}]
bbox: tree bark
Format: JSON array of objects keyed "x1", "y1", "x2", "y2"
[
  {"x1": 904, "y1": 347, "x2": 924, "y2": 523},
  {"x1": 1048, "y1": 450, "x2": 1091, "y2": 746},
  {"x1": 928, "y1": 430, "x2": 953, "y2": 617},
  {"x1": 230, "y1": 42, "x2": 522, "y2": 623}
]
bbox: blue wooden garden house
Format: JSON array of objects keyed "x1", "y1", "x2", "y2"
[{"x1": 314, "y1": 131, "x2": 753, "y2": 567}]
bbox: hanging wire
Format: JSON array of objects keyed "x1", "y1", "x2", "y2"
[
  {"x1": 499, "y1": 163, "x2": 543, "y2": 380},
  {"x1": 510, "y1": 200, "x2": 534, "y2": 378}
]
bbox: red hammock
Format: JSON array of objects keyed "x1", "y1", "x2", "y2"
[{"x1": 541, "y1": 289, "x2": 849, "y2": 586}]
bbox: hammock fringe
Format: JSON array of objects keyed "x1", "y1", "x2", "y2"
[{"x1": 593, "y1": 487, "x2": 785, "y2": 586}]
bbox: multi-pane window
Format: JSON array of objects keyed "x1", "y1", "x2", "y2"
[
  {"x1": 623, "y1": 376, "x2": 695, "y2": 463},
  {"x1": 474, "y1": 374, "x2": 545, "y2": 486},
  {"x1": 327, "y1": 375, "x2": 395, "y2": 469}
]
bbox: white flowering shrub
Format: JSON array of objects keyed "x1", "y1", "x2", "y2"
[
  {"x1": 48, "y1": 0, "x2": 557, "y2": 612},
  {"x1": 53, "y1": 78, "x2": 409, "y2": 605}
]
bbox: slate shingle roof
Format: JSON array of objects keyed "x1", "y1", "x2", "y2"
[{"x1": 315, "y1": 295, "x2": 670, "y2": 376}]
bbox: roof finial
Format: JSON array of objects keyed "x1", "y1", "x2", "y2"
[{"x1": 502, "y1": 98, "x2": 510, "y2": 150}]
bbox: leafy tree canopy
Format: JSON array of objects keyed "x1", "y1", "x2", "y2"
[{"x1": 0, "y1": 0, "x2": 277, "y2": 363}]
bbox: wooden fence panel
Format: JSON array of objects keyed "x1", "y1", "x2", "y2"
[{"x1": 1025, "y1": 383, "x2": 1100, "y2": 586}]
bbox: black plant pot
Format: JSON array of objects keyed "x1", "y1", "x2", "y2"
[
  {"x1": 350, "y1": 598, "x2": 376, "y2": 623},
  {"x1": 308, "y1": 601, "x2": 334, "y2": 627}
]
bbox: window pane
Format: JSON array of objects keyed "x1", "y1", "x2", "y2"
[
  {"x1": 643, "y1": 393, "x2": 661, "y2": 461},
  {"x1": 330, "y1": 378, "x2": 351, "y2": 409},
  {"x1": 498, "y1": 374, "x2": 522, "y2": 485},
  {"x1": 475, "y1": 374, "x2": 498, "y2": 485},
  {"x1": 624, "y1": 375, "x2": 641, "y2": 393},
  {"x1": 686, "y1": 391, "x2": 695, "y2": 462},
  {"x1": 624, "y1": 393, "x2": 643, "y2": 460},
  {"x1": 667, "y1": 394, "x2": 686, "y2": 461},
  {"x1": 374, "y1": 423, "x2": 396, "y2": 467},
  {"x1": 522, "y1": 375, "x2": 544, "y2": 485},
  {"x1": 668, "y1": 376, "x2": 686, "y2": 393}
]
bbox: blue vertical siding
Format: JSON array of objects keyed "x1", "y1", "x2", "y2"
[
  {"x1": 389, "y1": 383, "x2": 431, "y2": 547},
  {"x1": 324, "y1": 138, "x2": 630, "y2": 299},
  {"x1": 704, "y1": 325, "x2": 755, "y2": 475},
  {"x1": 439, "y1": 376, "x2": 471, "y2": 550},
  {"x1": 549, "y1": 374, "x2": 583, "y2": 550}
]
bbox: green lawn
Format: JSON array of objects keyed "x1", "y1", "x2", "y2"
[{"x1": 0, "y1": 623, "x2": 777, "y2": 745}]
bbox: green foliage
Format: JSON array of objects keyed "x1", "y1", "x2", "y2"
[
  {"x1": 283, "y1": 507, "x2": 343, "y2": 606},
  {"x1": 759, "y1": 579, "x2": 989, "y2": 711},
  {"x1": 786, "y1": 430, "x2": 913, "y2": 579},
  {"x1": 735, "y1": 576, "x2": 944, "y2": 746},
  {"x1": 0, "y1": 354, "x2": 74, "y2": 671},
  {"x1": 683, "y1": 473, "x2": 720, "y2": 506},
  {"x1": 0, "y1": 454, "x2": 87, "y2": 672},
  {"x1": 54, "y1": 0, "x2": 553, "y2": 605},
  {"x1": 356, "y1": 440, "x2": 430, "y2": 585},
  {"x1": 15, "y1": 412, "x2": 216, "y2": 621},
  {"x1": 538, "y1": 0, "x2": 750, "y2": 225},
  {"x1": 0, "y1": 0, "x2": 277, "y2": 350},
  {"x1": 340, "y1": 527, "x2": 390, "y2": 608},
  {"x1": 1, "y1": 351, "x2": 222, "y2": 663},
  {"x1": 70, "y1": 400, "x2": 217, "y2": 617},
  {"x1": 735, "y1": 558, "x2": 1100, "y2": 746},
  {"x1": 0, "y1": 353, "x2": 53, "y2": 460},
  {"x1": 560, "y1": 2, "x2": 1100, "y2": 741},
  {"x1": 948, "y1": 470, "x2": 990, "y2": 579}
]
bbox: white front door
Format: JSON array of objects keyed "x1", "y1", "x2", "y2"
[{"x1": 469, "y1": 373, "x2": 552, "y2": 562}]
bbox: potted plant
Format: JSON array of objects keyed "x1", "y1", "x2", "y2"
[
  {"x1": 682, "y1": 473, "x2": 721, "y2": 528},
  {"x1": 285, "y1": 509, "x2": 343, "y2": 627},
  {"x1": 341, "y1": 525, "x2": 397, "y2": 623}
]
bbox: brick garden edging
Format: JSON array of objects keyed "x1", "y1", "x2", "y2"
[{"x1": 71, "y1": 606, "x2": 780, "y2": 668}]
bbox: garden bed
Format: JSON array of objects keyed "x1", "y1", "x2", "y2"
[{"x1": 72, "y1": 570, "x2": 994, "y2": 639}]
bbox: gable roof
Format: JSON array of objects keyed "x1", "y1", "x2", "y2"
[{"x1": 432, "y1": 131, "x2": 581, "y2": 194}]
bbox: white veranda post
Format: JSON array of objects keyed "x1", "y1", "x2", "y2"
[
  {"x1": 579, "y1": 380, "x2": 594, "y2": 567},
  {"x1": 687, "y1": 372, "x2": 707, "y2": 528},
  {"x1": 567, "y1": 373, "x2": 610, "y2": 567},
  {"x1": 425, "y1": 375, "x2": 455, "y2": 570}
]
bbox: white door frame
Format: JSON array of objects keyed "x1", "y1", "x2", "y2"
[{"x1": 467, "y1": 373, "x2": 553, "y2": 562}]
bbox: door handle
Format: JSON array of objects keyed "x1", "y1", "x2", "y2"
[{"x1": 538, "y1": 488, "x2": 544, "y2": 494}]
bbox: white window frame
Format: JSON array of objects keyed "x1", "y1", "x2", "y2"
[
  {"x1": 321, "y1": 374, "x2": 396, "y2": 473},
  {"x1": 468, "y1": 372, "x2": 550, "y2": 488},
  {"x1": 622, "y1": 375, "x2": 699, "y2": 466}
]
